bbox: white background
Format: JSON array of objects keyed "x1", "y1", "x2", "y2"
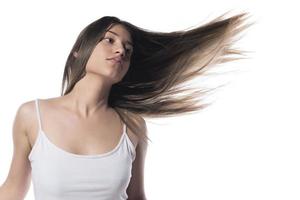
[{"x1": 0, "y1": 0, "x2": 299, "y2": 200}]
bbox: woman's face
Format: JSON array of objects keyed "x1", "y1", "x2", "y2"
[{"x1": 85, "y1": 24, "x2": 133, "y2": 84}]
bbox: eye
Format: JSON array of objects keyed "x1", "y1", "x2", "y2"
[
  {"x1": 104, "y1": 37, "x2": 114, "y2": 43},
  {"x1": 125, "y1": 47, "x2": 133, "y2": 53},
  {"x1": 104, "y1": 37, "x2": 133, "y2": 54}
]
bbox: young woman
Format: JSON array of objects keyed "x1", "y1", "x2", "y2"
[{"x1": 0, "y1": 11, "x2": 252, "y2": 200}]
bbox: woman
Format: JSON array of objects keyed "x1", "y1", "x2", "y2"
[{"x1": 0, "y1": 11, "x2": 252, "y2": 200}]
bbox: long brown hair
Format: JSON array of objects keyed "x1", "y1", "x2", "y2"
[{"x1": 61, "y1": 11, "x2": 254, "y2": 144}]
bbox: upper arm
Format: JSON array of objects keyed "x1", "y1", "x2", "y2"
[
  {"x1": 1, "y1": 101, "x2": 33, "y2": 199},
  {"x1": 126, "y1": 117, "x2": 148, "y2": 200}
]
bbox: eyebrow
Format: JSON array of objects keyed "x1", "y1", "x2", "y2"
[{"x1": 106, "y1": 30, "x2": 133, "y2": 47}]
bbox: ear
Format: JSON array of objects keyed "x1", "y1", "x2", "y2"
[{"x1": 73, "y1": 51, "x2": 79, "y2": 58}]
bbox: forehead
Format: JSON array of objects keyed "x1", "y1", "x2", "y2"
[{"x1": 105, "y1": 24, "x2": 132, "y2": 45}]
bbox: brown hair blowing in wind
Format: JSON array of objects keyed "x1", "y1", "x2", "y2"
[{"x1": 61, "y1": 11, "x2": 254, "y2": 143}]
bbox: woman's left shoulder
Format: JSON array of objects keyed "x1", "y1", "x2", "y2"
[{"x1": 126, "y1": 113, "x2": 148, "y2": 148}]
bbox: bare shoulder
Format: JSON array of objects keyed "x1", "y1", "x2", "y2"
[
  {"x1": 8, "y1": 99, "x2": 38, "y2": 154},
  {"x1": 0, "y1": 99, "x2": 36, "y2": 198},
  {"x1": 125, "y1": 113, "x2": 148, "y2": 149},
  {"x1": 135, "y1": 115, "x2": 148, "y2": 149},
  {"x1": 15, "y1": 99, "x2": 37, "y2": 132},
  {"x1": 14, "y1": 99, "x2": 47, "y2": 148}
]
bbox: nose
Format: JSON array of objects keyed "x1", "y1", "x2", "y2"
[{"x1": 114, "y1": 44, "x2": 126, "y2": 58}]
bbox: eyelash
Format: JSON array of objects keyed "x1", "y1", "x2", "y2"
[{"x1": 104, "y1": 37, "x2": 132, "y2": 53}]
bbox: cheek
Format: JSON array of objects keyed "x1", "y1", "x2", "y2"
[
  {"x1": 86, "y1": 47, "x2": 106, "y2": 69},
  {"x1": 93, "y1": 45, "x2": 107, "y2": 60}
]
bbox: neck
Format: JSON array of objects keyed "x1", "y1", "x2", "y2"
[{"x1": 64, "y1": 73, "x2": 113, "y2": 118}]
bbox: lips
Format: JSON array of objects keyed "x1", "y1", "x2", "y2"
[
  {"x1": 107, "y1": 56, "x2": 122, "y2": 61},
  {"x1": 107, "y1": 56, "x2": 123, "y2": 66}
]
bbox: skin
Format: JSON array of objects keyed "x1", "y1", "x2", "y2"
[{"x1": 0, "y1": 24, "x2": 148, "y2": 200}]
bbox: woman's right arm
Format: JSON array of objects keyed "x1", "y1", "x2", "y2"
[{"x1": 0, "y1": 102, "x2": 33, "y2": 200}]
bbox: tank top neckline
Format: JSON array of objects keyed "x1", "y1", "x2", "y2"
[
  {"x1": 35, "y1": 98, "x2": 128, "y2": 159},
  {"x1": 40, "y1": 128, "x2": 126, "y2": 159}
]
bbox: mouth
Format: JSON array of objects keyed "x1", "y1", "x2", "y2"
[{"x1": 107, "y1": 58, "x2": 123, "y2": 66}]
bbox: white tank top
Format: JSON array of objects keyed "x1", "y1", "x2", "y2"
[{"x1": 28, "y1": 99, "x2": 136, "y2": 200}]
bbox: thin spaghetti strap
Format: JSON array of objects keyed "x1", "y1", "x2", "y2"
[
  {"x1": 35, "y1": 99, "x2": 42, "y2": 131},
  {"x1": 123, "y1": 121, "x2": 126, "y2": 134}
]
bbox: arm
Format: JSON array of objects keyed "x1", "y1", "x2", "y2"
[
  {"x1": 127, "y1": 117, "x2": 148, "y2": 200},
  {"x1": 0, "y1": 102, "x2": 33, "y2": 200}
]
